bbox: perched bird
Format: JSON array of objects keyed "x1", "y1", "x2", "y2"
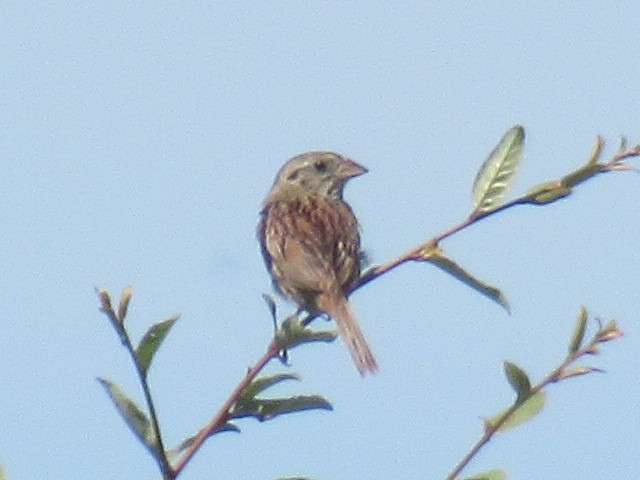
[{"x1": 258, "y1": 151, "x2": 378, "y2": 375}]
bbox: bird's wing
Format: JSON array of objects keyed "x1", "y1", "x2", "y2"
[{"x1": 275, "y1": 225, "x2": 336, "y2": 294}]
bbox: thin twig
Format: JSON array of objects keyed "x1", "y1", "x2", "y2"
[
  {"x1": 97, "y1": 291, "x2": 172, "y2": 476},
  {"x1": 356, "y1": 143, "x2": 640, "y2": 292},
  {"x1": 445, "y1": 321, "x2": 622, "y2": 480},
  {"x1": 171, "y1": 339, "x2": 280, "y2": 476},
  {"x1": 127, "y1": 331, "x2": 172, "y2": 476},
  {"x1": 99, "y1": 138, "x2": 638, "y2": 478}
]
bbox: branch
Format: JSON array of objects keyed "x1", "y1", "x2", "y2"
[
  {"x1": 445, "y1": 310, "x2": 623, "y2": 480},
  {"x1": 98, "y1": 288, "x2": 332, "y2": 479},
  {"x1": 356, "y1": 137, "x2": 640, "y2": 293},
  {"x1": 96, "y1": 287, "x2": 172, "y2": 477},
  {"x1": 171, "y1": 339, "x2": 281, "y2": 476},
  {"x1": 98, "y1": 132, "x2": 638, "y2": 479}
]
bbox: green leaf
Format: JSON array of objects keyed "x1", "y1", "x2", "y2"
[
  {"x1": 525, "y1": 181, "x2": 572, "y2": 205},
  {"x1": 586, "y1": 135, "x2": 604, "y2": 165},
  {"x1": 569, "y1": 306, "x2": 588, "y2": 354},
  {"x1": 461, "y1": 469, "x2": 506, "y2": 480},
  {"x1": 276, "y1": 315, "x2": 337, "y2": 350},
  {"x1": 504, "y1": 361, "x2": 531, "y2": 401},
  {"x1": 216, "y1": 421, "x2": 241, "y2": 433},
  {"x1": 135, "y1": 315, "x2": 179, "y2": 376},
  {"x1": 169, "y1": 422, "x2": 240, "y2": 457},
  {"x1": 487, "y1": 391, "x2": 546, "y2": 433},
  {"x1": 428, "y1": 250, "x2": 510, "y2": 312},
  {"x1": 560, "y1": 162, "x2": 600, "y2": 189},
  {"x1": 231, "y1": 394, "x2": 333, "y2": 422},
  {"x1": 240, "y1": 373, "x2": 300, "y2": 400},
  {"x1": 232, "y1": 373, "x2": 332, "y2": 423},
  {"x1": 97, "y1": 377, "x2": 159, "y2": 455},
  {"x1": 472, "y1": 125, "x2": 524, "y2": 214}
]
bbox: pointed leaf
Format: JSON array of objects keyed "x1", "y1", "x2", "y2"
[
  {"x1": 461, "y1": 469, "x2": 506, "y2": 480},
  {"x1": 500, "y1": 391, "x2": 546, "y2": 432},
  {"x1": 472, "y1": 125, "x2": 524, "y2": 213},
  {"x1": 597, "y1": 319, "x2": 623, "y2": 343},
  {"x1": 276, "y1": 315, "x2": 337, "y2": 350},
  {"x1": 135, "y1": 315, "x2": 179, "y2": 376},
  {"x1": 96, "y1": 288, "x2": 114, "y2": 315},
  {"x1": 583, "y1": 345, "x2": 600, "y2": 355},
  {"x1": 117, "y1": 286, "x2": 133, "y2": 322},
  {"x1": 169, "y1": 422, "x2": 240, "y2": 457},
  {"x1": 557, "y1": 366, "x2": 603, "y2": 380},
  {"x1": 504, "y1": 361, "x2": 531, "y2": 401},
  {"x1": 569, "y1": 306, "x2": 588, "y2": 354},
  {"x1": 560, "y1": 162, "x2": 600, "y2": 189},
  {"x1": 586, "y1": 135, "x2": 604, "y2": 165},
  {"x1": 97, "y1": 378, "x2": 158, "y2": 455},
  {"x1": 241, "y1": 373, "x2": 300, "y2": 401},
  {"x1": 231, "y1": 394, "x2": 333, "y2": 421},
  {"x1": 428, "y1": 250, "x2": 510, "y2": 312},
  {"x1": 525, "y1": 181, "x2": 572, "y2": 205},
  {"x1": 487, "y1": 391, "x2": 546, "y2": 433}
]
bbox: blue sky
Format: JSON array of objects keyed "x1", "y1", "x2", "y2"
[{"x1": 1, "y1": 3, "x2": 639, "y2": 479}]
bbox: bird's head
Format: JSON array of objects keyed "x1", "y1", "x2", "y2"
[{"x1": 270, "y1": 151, "x2": 368, "y2": 200}]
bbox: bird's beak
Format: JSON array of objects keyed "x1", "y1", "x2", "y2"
[{"x1": 341, "y1": 158, "x2": 368, "y2": 178}]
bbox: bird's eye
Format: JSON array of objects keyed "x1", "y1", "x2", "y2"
[
  {"x1": 313, "y1": 160, "x2": 328, "y2": 173},
  {"x1": 286, "y1": 170, "x2": 300, "y2": 181}
]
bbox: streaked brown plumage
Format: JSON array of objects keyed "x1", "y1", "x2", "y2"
[{"x1": 258, "y1": 151, "x2": 378, "y2": 374}]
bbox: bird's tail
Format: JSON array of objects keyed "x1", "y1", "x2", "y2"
[{"x1": 318, "y1": 293, "x2": 378, "y2": 375}]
